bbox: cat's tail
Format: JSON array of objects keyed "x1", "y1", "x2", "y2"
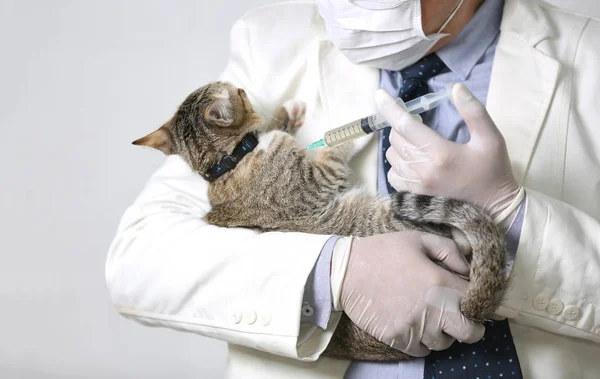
[{"x1": 391, "y1": 191, "x2": 507, "y2": 322}]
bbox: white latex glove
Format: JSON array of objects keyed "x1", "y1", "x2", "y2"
[
  {"x1": 340, "y1": 232, "x2": 485, "y2": 357},
  {"x1": 377, "y1": 84, "x2": 523, "y2": 223}
]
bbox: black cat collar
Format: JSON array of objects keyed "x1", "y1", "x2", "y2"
[{"x1": 202, "y1": 133, "x2": 259, "y2": 182}]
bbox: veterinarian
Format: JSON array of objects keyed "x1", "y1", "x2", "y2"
[{"x1": 106, "y1": 0, "x2": 600, "y2": 378}]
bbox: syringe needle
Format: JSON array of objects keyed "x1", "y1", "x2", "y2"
[{"x1": 306, "y1": 139, "x2": 326, "y2": 150}]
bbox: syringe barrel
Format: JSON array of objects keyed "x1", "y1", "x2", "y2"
[
  {"x1": 323, "y1": 119, "x2": 369, "y2": 147},
  {"x1": 323, "y1": 114, "x2": 392, "y2": 147},
  {"x1": 321, "y1": 88, "x2": 451, "y2": 148}
]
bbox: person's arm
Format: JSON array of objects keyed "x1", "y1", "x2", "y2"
[
  {"x1": 494, "y1": 19, "x2": 600, "y2": 341},
  {"x1": 105, "y1": 15, "x2": 339, "y2": 361},
  {"x1": 105, "y1": 154, "x2": 336, "y2": 360},
  {"x1": 494, "y1": 189, "x2": 600, "y2": 343}
]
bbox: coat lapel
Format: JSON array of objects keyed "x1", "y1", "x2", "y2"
[{"x1": 488, "y1": 0, "x2": 560, "y2": 183}]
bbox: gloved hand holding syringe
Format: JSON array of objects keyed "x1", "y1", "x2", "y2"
[{"x1": 306, "y1": 84, "x2": 454, "y2": 150}]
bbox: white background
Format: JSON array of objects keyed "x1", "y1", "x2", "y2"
[
  {"x1": 0, "y1": 1, "x2": 273, "y2": 378},
  {"x1": 2, "y1": 1, "x2": 598, "y2": 379}
]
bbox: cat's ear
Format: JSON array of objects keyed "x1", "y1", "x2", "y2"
[
  {"x1": 204, "y1": 95, "x2": 233, "y2": 127},
  {"x1": 132, "y1": 124, "x2": 175, "y2": 155}
]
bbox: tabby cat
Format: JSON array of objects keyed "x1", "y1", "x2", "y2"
[{"x1": 133, "y1": 81, "x2": 508, "y2": 361}]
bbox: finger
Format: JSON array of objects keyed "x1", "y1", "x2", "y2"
[
  {"x1": 385, "y1": 146, "x2": 420, "y2": 191},
  {"x1": 388, "y1": 169, "x2": 417, "y2": 193},
  {"x1": 386, "y1": 326, "x2": 431, "y2": 357},
  {"x1": 386, "y1": 131, "x2": 426, "y2": 191},
  {"x1": 424, "y1": 286, "x2": 484, "y2": 343},
  {"x1": 379, "y1": 92, "x2": 422, "y2": 124},
  {"x1": 443, "y1": 311, "x2": 486, "y2": 344},
  {"x1": 375, "y1": 89, "x2": 446, "y2": 148},
  {"x1": 420, "y1": 234, "x2": 470, "y2": 276},
  {"x1": 391, "y1": 339, "x2": 431, "y2": 358},
  {"x1": 451, "y1": 83, "x2": 503, "y2": 144},
  {"x1": 421, "y1": 328, "x2": 455, "y2": 351},
  {"x1": 389, "y1": 129, "x2": 432, "y2": 165}
]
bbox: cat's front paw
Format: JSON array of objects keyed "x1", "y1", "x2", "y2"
[{"x1": 283, "y1": 100, "x2": 306, "y2": 134}]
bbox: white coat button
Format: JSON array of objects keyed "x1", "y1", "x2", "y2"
[
  {"x1": 302, "y1": 303, "x2": 314, "y2": 317},
  {"x1": 533, "y1": 294, "x2": 549, "y2": 310},
  {"x1": 244, "y1": 311, "x2": 257, "y2": 325},
  {"x1": 259, "y1": 312, "x2": 271, "y2": 326},
  {"x1": 547, "y1": 299, "x2": 564, "y2": 315},
  {"x1": 563, "y1": 306, "x2": 579, "y2": 320},
  {"x1": 231, "y1": 311, "x2": 242, "y2": 324}
]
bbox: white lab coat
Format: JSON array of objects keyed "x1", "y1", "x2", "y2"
[
  {"x1": 541, "y1": 0, "x2": 600, "y2": 19},
  {"x1": 105, "y1": 0, "x2": 600, "y2": 378}
]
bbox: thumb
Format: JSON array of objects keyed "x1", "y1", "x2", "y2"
[
  {"x1": 375, "y1": 89, "x2": 423, "y2": 125},
  {"x1": 452, "y1": 83, "x2": 502, "y2": 144}
]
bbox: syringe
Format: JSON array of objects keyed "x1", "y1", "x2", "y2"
[{"x1": 306, "y1": 85, "x2": 453, "y2": 150}]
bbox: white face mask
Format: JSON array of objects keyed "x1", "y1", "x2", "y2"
[{"x1": 317, "y1": 0, "x2": 464, "y2": 71}]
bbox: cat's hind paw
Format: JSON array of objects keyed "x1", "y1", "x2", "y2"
[{"x1": 283, "y1": 100, "x2": 306, "y2": 134}]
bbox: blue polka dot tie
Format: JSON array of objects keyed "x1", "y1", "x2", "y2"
[
  {"x1": 381, "y1": 53, "x2": 448, "y2": 195},
  {"x1": 379, "y1": 53, "x2": 524, "y2": 378},
  {"x1": 423, "y1": 319, "x2": 523, "y2": 379}
]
